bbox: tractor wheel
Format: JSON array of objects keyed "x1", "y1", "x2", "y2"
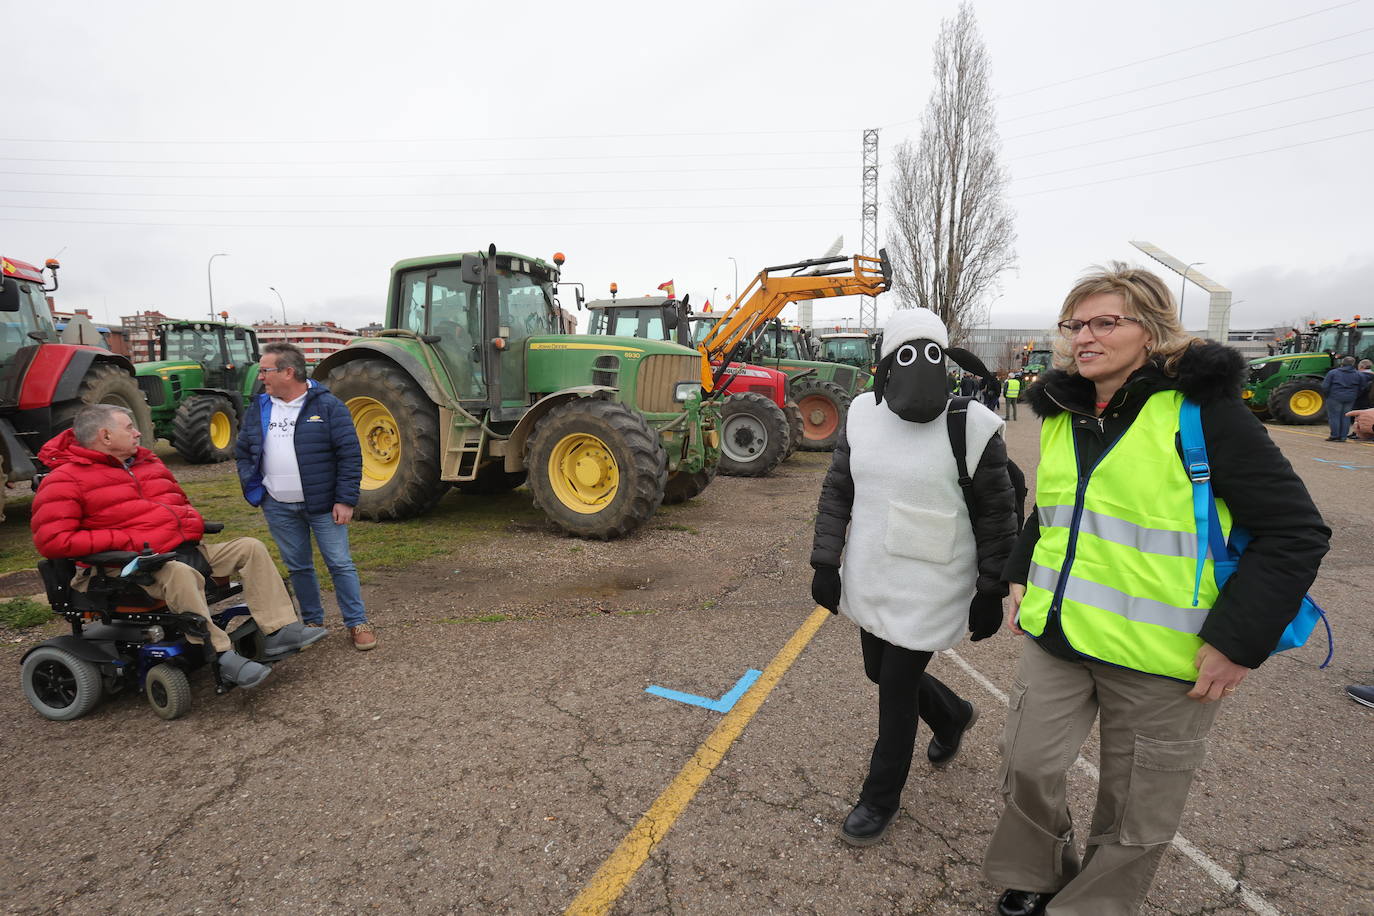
[
  {"x1": 21, "y1": 646, "x2": 103, "y2": 721},
  {"x1": 662, "y1": 465, "x2": 717, "y2": 505},
  {"x1": 782, "y1": 400, "x2": 804, "y2": 459},
  {"x1": 1269, "y1": 379, "x2": 1326, "y2": 425},
  {"x1": 792, "y1": 380, "x2": 851, "y2": 451},
  {"x1": 327, "y1": 359, "x2": 446, "y2": 520},
  {"x1": 172, "y1": 394, "x2": 239, "y2": 464},
  {"x1": 458, "y1": 462, "x2": 527, "y2": 495},
  {"x1": 525, "y1": 398, "x2": 667, "y2": 539},
  {"x1": 51, "y1": 362, "x2": 156, "y2": 444},
  {"x1": 144, "y1": 663, "x2": 193, "y2": 720},
  {"x1": 717, "y1": 392, "x2": 790, "y2": 477}
]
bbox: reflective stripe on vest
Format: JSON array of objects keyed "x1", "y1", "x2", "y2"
[
  {"x1": 1005, "y1": 379, "x2": 1021, "y2": 398},
  {"x1": 1017, "y1": 391, "x2": 1232, "y2": 681}
]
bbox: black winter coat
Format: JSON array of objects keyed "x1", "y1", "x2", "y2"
[
  {"x1": 811, "y1": 416, "x2": 1018, "y2": 599},
  {"x1": 1005, "y1": 342, "x2": 1330, "y2": 669}
]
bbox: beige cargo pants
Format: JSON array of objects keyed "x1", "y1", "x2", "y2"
[
  {"x1": 73, "y1": 537, "x2": 298, "y2": 653},
  {"x1": 982, "y1": 640, "x2": 1222, "y2": 916}
]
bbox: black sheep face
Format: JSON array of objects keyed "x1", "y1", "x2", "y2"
[{"x1": 874, "y1": 337, "x2": 950, "y2": 424}]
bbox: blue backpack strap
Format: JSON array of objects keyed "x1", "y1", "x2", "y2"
[{"x1": 1179, "y1": 399, "x2": 1212, "y2": 606}]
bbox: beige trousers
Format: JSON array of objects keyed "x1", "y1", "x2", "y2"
[
  {"x1": 982, "y1": 640, "x2": 1222, "y2": 916},
  {"x1": 74, "y1": 537, "x2": 298, "y2": 653}
]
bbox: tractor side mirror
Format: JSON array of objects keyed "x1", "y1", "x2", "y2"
[
  {"x1": 0, "y1": 277, "x2": 19, "y2": 312},
  {"x1": 460, "y1": 253, "x2": 483, "y2": 285},
  {"x1": 663, "y1": 306, "x2": 679, "y2": 331}
]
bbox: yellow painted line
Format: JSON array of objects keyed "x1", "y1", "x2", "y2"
[{"x1": 564, "y1": 605, "x2": 832, "y2": 916}]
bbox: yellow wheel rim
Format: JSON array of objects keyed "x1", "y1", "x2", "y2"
[
  {"x1": 209, "y1": 412, "x2": 232, "y2": 449},
  {"x1": 347, "y1": 396, "x2": 401, "y2": 490},
  {"x1": 547, "y1": 433, "x2": 619, "y2": 514},
  {"x1": 1290, "y1": 389, "x2": 1323, "y2": 417}
]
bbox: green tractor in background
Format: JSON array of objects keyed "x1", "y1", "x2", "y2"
[
  {"x1": 742, "y1": 318, "x2": 870, "y2": 451},
  {"x1": 313, "y1": 247, "x2": 720, "y2": 540},
  {"x1": 1020, "y1": 347, "x2": 1054, "y2": 385},
  {"x1": 135, "y1": 321, "x2": 261, "y2": 463},
  {"x1": 1243, "y1": 317, "x2": 1374, "y2": 423},
  {"x1": 817, "y1": 332, "x2": 877, "y2": 373}
]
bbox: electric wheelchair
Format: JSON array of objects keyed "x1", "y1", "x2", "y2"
[{"x1": 20, "y1": 524, "x2": 282, "y2": 722}]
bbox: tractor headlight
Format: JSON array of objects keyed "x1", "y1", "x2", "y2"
[{"x1": 674, "y1": 381, "x2": 699, "y2": 403}]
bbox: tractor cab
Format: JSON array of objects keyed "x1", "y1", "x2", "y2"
[
  {"x1": 752, "y1": 320, "x2": 815, "y2": 361},
  {"x1": 0, "y1": 258, "x2": 58, "y2": 376},
  {"x1": 158, "y1": 322, "x2": 258, "y2": 391},
  {"x1": 1315, "y1": 323, "x2": 1374, "y2": 363},
  {"x1": 584, "y1": 296, "x2": 688, "y2": 347},
  {"x1": 817, "y1": 333, "x2": 875, "y2": 371}
]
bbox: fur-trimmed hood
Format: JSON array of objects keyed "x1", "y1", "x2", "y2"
[{"x1": 1025, "y1": 341, "x2": 1246, "y2": 418}]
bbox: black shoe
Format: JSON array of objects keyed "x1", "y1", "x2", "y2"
[
  {"x1": 839, "y1": 801, "x2": 896, "y2": 847},
  {"x1": 928, "y1": 699, "x2": 979, "y2": 768},
  {"x1": 996, "y1": 889, "x2": 1056, "y2": 916},
  {"x1": 1346, "y1": 685, "x2": 1374, "y2": 708},
  {"x1": 1325, "y1": 436, "x2": 1343, "y2": 441}
]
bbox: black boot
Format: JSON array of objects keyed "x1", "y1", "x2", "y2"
[
  {"x1": 996, "y1": 889, "x2": 1055, "y2": 916},
  {"x1": 839, "y1": 801, "x2": 896, "y2": 847},
  {"x1": 927, "y1": 699, "x2": 979, "y2": 767}
]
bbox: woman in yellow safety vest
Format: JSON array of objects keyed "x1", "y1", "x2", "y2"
[{"x1": 982, "y1": 263, "x2": 1329, "y2": 916}]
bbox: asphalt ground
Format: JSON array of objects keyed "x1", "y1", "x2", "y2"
[{"x1": 1, "y1": 414, "x2": 1371, "y2": 915}]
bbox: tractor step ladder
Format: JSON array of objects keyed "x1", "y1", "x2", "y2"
[{"x1": 444, "y1": 423, "x2": 487, "y2": 481}]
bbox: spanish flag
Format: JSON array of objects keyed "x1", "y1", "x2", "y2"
[
  {"x1": 702, "y1": 299, "x2": 712, "y2": 312},
  {"x1": 657, "y1": 280, "x2": 675, "y2": 298}
]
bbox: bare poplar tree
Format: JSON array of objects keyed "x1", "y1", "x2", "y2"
[{"x1": 887, "y1": 3, "x2": 1016, "y2": 344}]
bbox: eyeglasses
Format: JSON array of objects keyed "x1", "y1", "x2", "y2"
[
  {"x1": 1056, "y1": 315, "x2": 1142, "y2": 339},
  {"x1": 259, "y1": 366, "x2": 285, "y2": 373}
]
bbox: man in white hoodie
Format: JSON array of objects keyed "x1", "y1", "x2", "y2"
[{"x1": 810, "y1": 307, "x2": 1019, "y2": 846}]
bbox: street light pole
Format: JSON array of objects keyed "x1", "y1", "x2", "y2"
[
  {"x1": 269, "y1": 286, "x2": 287, "y2": 324},
  {"x1": 1179, "y1": 261, "x2": 1204, "y2": 316},
  {"x1": 727, "y1": 256, "x2": 738, "y2": 300},
  {"x1": 207, "y1": 252, "x2": 228, "y2": 321}
]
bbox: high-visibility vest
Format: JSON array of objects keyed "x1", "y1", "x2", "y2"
[
  {"x1": 1018, "y1": 390, "x2": 1231, "y2": 681},
  {"x1": 1005, "y1": 378, "x2": 1021, "y2": 398}
]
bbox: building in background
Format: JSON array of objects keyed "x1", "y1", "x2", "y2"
[
  {"x1": 252, "y1": 321, "x2": 357, "y2": 364},
  {"x1": 121, "y1": 309, "x2": 175, "y2": 362},
  {"x1": 357, "y1": 322, "x2": 385, "y2": 338}
]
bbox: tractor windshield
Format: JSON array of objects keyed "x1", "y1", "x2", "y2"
[
  {"x1": 820, "y1": 337, "x2": 870, "y2": 368},
  {"x1": 0, "y1": 279, "x2": 54, "y2": 367},
  {"x1": 586, "y1": 308, "x2": 668, "y2": 340},
  {"x1": 1317, "y1": 327, "x2": 1355, "y2": 357},
  {"x1": 162, "y1": 327, "x2": 223, "y2": 363},
  {"x1": 690, "y1": 316, "x2": 719, "y2": 346}
]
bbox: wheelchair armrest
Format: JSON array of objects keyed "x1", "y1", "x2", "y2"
[
  {"x1": 79, "y1": 551, "x2": 141, "y2": 567},
  {"x1": 79, "y1": 551, "x2": 179, "y2": 576},
  {"x1": 203, "y1": 522, "x2": 225, "y2": 534}
]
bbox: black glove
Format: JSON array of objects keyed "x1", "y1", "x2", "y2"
[
  {"x1": 811, "y1": 565, "x2": 841, "y2": 614},
  {"x1": 969, "y1": 592, "x2": 1004, "y2": 641}
]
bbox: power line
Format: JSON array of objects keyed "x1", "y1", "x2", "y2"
[
  {"x1": 0, "y1": 183, "x2": 858, "y2": 200},
  {"x1": 0, "y1": 213, "x2": 861, "y2": 230},
  {"x1": 0, "y1": 148, "x2": 856, "y2": 167},
  {"x1": 0, "y1": 126, "x2": 858, "y2": 146},
  {"x1": 1007, "y1": 76, "x2": 1374, "y2": 159},
  {"x1": 1001, "y1": 49, "x2": 1374, "y2": 142},
  {"x1": 999, "y1": 0, "x2": 1364, "y2": 99},
  {"x1": 0, "y1": 200, "x2": 856, "y2": 216},
  {"x1": 1002, "y1": 27, "x2": 1374, "y2": 122},
  {"x1": 1009, "y1": 125, "x2": 1373, "y2": 198},
  {"x1": 0, "y1": 163, "x2": 855, "y2": 181},
  {"x1": 1011, "y1": 105, "x2": 1374, "y2": 181}
]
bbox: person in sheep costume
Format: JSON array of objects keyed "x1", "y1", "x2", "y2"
[{"x1": 810, "y1": 306, "x2": 1019, "y2": 847}]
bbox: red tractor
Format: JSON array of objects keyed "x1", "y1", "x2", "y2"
[{"x1": 1, "y1": 257, "x2": 153, "y2": 510}]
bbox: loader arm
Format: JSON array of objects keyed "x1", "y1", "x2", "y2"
[{"x1": 696, "y1": 251, "x2": 889, "y2": 391}]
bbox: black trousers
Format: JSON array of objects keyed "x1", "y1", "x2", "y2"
[{"x1": 859, "y1": 628, "x2": 968, "y2": 812}]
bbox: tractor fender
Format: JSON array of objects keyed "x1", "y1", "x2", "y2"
[
  {"x1": 186, "y1": 388, "x2": 247, "y2": 418},
  {"x1": 312, "y1": 341, "x2": 447, "y2": 407},
  {"x1": 19, "y1": 347, "x2": 135, "y2": 411},
  {"x1": 22, "y1": 634, "x2": 124, "y2": 667},
  {"x1": 0, "y1": 416, "x2": 37, "y2": 481},
  {"x1": 503, "y1": 386, "x2": 619, "y2": 473}
]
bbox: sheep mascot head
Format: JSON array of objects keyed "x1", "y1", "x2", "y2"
[{"x1": 873, "y1": 308, "x2": 993, "y2": 424}]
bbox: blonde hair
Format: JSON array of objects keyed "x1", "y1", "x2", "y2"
[{"x1": 1052, "y1": 261, "x2": 1201, "y2": 376}]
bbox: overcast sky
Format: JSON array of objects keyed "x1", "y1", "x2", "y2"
[{"x1": 4, "y1": 0, "x2": 1371, "y2": 339}]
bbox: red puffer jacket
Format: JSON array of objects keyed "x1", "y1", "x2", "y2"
[{"x1": 31, "y1": 430, "x2": 205, "y2": 559}]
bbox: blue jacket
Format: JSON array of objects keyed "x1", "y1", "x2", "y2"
[
  {"x1": 235, "y1": 380, "x2": 362, "y2": 515},
  {"x1": 1321, "y1": 365, "x2": 1371, "y2": 402}
]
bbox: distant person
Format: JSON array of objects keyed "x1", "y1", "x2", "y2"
[
  {"x1": 236, "y1": 342, "x2": 377, "y2": 651},
  {"x1": 959, "y1": 372, "x2": 980, "y2": 397},
  {"x1": 1003, "y1": 374, "x2": 1022, "y2": 421},
  {"x1": 1321, "y1": 357, "x2": 1370, "y2": 441},
  {"x1": 982, "y1": 373, "x2": 1001, "y2": 411}
]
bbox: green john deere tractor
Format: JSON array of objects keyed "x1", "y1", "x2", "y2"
[
  {"x1": 135, "y1": 322, "x2": 261, "y2": 463},
  {"x1": 313, "y1": 247, "x2": 721, "y2": 540},
  {"x1": 1243, "y1": 318, "x2": 1374, "y2": 423}
]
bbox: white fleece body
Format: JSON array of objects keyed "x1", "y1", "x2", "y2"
[{"x1": 839, "y1": 393, "x2": 1004, "y2": 651}]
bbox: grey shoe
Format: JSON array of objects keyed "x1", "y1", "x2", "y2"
[
  {"x1": 262, "y1": 621, "x2": 329, "y2": 657},
  {"x1": 218, "y1": 650, "x2": 271, "y2": 688},
  {"x1": 1345, "y1": 685, "x2": 1374, "y2": 708}
]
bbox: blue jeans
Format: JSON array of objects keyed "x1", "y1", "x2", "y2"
[
  {"x1": 1327, "y1": 398, "x2": 1354, "y2": 439},
  {"x1": 261, "y1": 495, "x2": 367, "y2": 627}
]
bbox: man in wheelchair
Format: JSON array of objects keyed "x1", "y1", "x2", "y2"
[{"x1": 30, "y1": 404, "x2": 327, "y2": 690}]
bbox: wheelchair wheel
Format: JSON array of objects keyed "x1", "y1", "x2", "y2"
[
  {"x1": 145, "y1": 664, "x2": 192, "y2": 720},
  {"x1": 21, "y1": 646, "x2": 103, "y2": 721}
]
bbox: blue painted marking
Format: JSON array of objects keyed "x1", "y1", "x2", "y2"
[
  {"x1": 646, "y1": 669, "x2": 762, "y2": 713},
  {"x1": 1312, "y1": 458, "x2": 1374, "y2": 470}
]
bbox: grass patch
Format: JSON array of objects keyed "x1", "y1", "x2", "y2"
[
  {"x1": 0, "y1": 596, "x2": 52, "y2": 628},
  {"x1": 442, "y1": 613, "x2": 510, "y2": 623},
  {"x1": 616, "y1": 608, "x2": 654, "y2": 617},
  {"x1": 654, "y1": 523, "x2": 698, "y2": 534}
]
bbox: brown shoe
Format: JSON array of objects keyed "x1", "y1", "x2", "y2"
[{"x1": 348, "y1": 623, "x2": 378, "y2": 651}]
